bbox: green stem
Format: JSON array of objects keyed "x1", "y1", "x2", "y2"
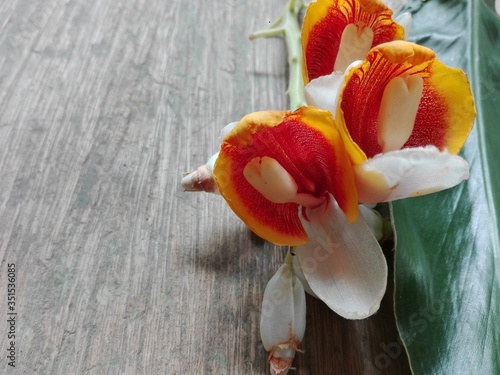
[
  {"x1": 284, "y1": 247, "x2": 297, "y2": 283},
  {"x1": 250, "y1": 0, "x2": 307, "y2": 111},
  {"x1": 284, "y1": 247, "x2": 295, "y2": 267}
]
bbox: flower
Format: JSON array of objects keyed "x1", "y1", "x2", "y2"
[
  {"x1": 213, "y1": 107, "x2": 359, "y2": 245},
  {"x1": 302, "y1": 0, "x2": 409, "y2": 81},
  {"x1": 213, "y1": 107, "x2": 389, "y2": 318},
  {"x1": 307, "y1": 40, "x2": 476, "y2": 203}
]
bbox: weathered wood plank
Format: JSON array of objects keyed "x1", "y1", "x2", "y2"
[{"x1": 0, "y1": 0, "x2": 410, "y2": 374}]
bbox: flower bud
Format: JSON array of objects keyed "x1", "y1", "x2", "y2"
[
  {"x1": 260, "y1": 261, "x2": 306, "y2": 374},
  {"x1": 181, "y1": 153, "x2": 219, "y2": 193}
]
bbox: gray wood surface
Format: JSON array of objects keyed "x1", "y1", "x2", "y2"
[{"x1": 0, "y1": 0, "x2": 410, "y2": 374}]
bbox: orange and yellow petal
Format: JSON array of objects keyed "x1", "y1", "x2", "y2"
[
  {"x1": 213, "y1": 107, "x2": 359, "y2": 246},
  {"x1": 336, "y1": 41, "x2": 476, "y2": 160},
  {"x1": 302, "y1": 0, "x2": 405, "y2": 83}
]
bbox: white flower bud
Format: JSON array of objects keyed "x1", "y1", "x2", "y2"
[{"x1": 260, "y1": 261, "x2": 306, "y2": 374}]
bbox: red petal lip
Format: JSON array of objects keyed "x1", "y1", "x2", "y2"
[
  {"x1": 214, "y1": 107, "x2": 359, "y2": 246},
  {"x1": 302, "y1": 0, "x2": 405, "y2": 83},
  {"x1": 338, "y1": 42, "x2": 475, "y2": 158}
]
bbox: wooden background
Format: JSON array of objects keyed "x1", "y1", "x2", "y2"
[{"x1": 0, "y1": 0, "x2": 410, "y2": 374}]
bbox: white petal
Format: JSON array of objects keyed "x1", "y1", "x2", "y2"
[
  {"x1": 395, "y1": 12, "x2": 412, "y2": 36},
  {"x1": 496, "y1": 0, "x2": 500, "y2": 16},
  {"x1": 354, "y1": 146, "x2": 470, "y2": 203},
  {"x1": 359, "y1": 205, "x2": 383, "y2": 241},
  {"x1": 206, "y1": 152, "x2": 219, "y2": 173},
  {"x1": 382, "y1": 0, "x2": 407, "y2": 14},
  {"x1": 218, "y1": 121, "x2": 238, "y2": 143},
  {"x1": 304, "y1": 73, "x2": 344, "y2": 113},
  {"x1": 294, "y1": 204, "x2": 384, "y2": 295},
  {"x1": 296, "y1": 194, "x2": 387, "y2": 319},
  {"x1": 260, "y1": 263, "x2": 306, "y2": 350},
  {"x1": 292, "y1": 254, "x2": 318, "y2": 298},
  {"x1": 304, "y1": 61, "x2": 362, "y2": 113}
]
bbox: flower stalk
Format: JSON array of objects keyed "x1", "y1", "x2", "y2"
[{"x1": 250, "y1": 0, "x2": 306, "y2": 111}]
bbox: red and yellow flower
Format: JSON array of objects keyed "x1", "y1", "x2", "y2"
[
  {"x1": 333, "y1": 41, "x2": 476, "y2": 203},
  {"x1": 213, "y1": 107, "x2": 359, "y2": 246},
  {"x1": 302, "y1": 0, "x2": 407, "y2": 82},
  {"x1": 212, "y1": 106, "x2": 392, "y2": 318},
  {"x1": 182, "y1": 0, "x2": 476, "y2": 321}
]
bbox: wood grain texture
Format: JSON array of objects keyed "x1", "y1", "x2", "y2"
[{"x1": 0, "y1": 0, "x2": 410, "y2": 374}]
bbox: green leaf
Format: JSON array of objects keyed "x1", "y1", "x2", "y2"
[{"x1": 392, "y1": 1, "x2": 500, "y2": 374}]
